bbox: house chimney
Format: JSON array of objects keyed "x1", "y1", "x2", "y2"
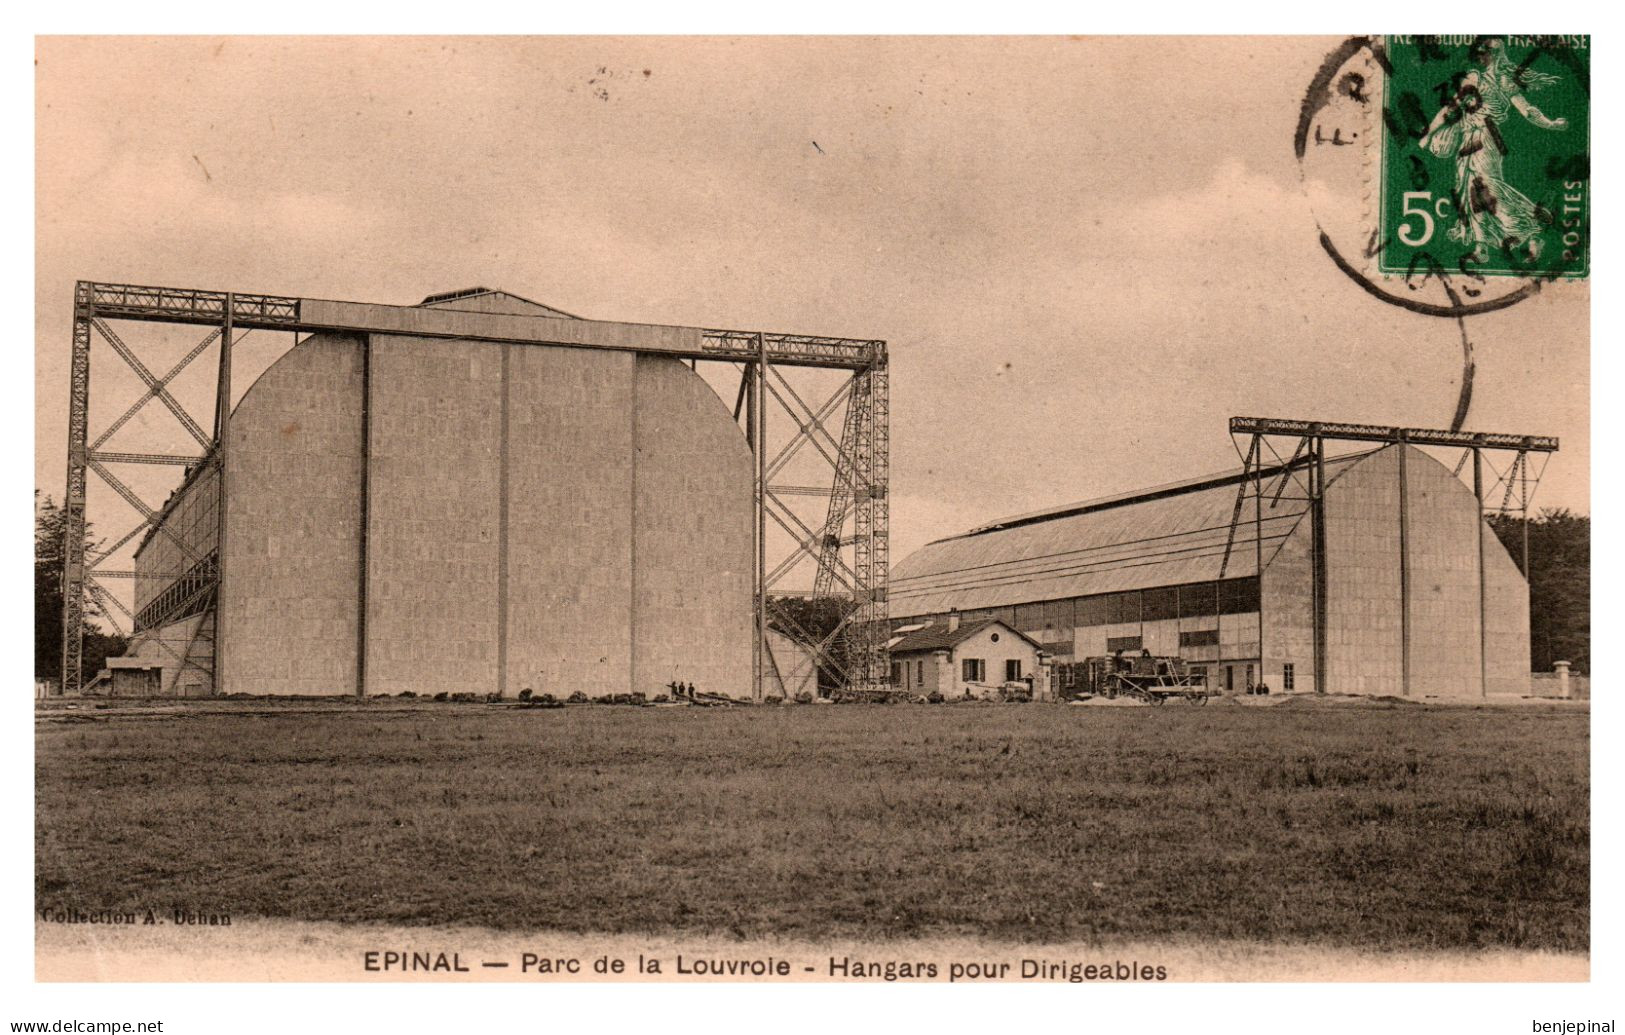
[{"x1": 947, "y1": 609, "x2": 960, "y2": 633}]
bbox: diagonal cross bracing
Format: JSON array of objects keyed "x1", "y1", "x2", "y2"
[
  {"x1": 90, "y1": 328, "x2": 221, "y2": 451},
  {"x1": 91, "y1": 318, "x2": 212, "y2": 450},
  {"x1": 88, "y1": 459, "x2": 207, "y2": 567}
]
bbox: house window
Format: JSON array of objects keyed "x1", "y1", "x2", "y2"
[
  {"x1": 962, "y1": 658, "x2": 985, "y2": 683},
  {"x1": 1225, "y1": 666, "x2": 1235, "y2": 692},
  {"x1": 1005, "y1": 659, "x2": 1022, "y2": 682},
  {"x1": 916, "y1": 660, "x2": 924, "y2": 686},
  {"x1": 1245, "y1": 664, "x2": 1255, "y2": 692},
  {"x1": 890, "y1": 662, "x2": 902, "y2": 686},
  {"x1": 1283, "y1": 663, "x2": 1295, "y2": 691},
  {"x1": 1179, "y1": 629, "x2": 1219, "y2": 648},
  {"x1": 1106, "y1": 635, "x2": 1142, "y2": 653}
]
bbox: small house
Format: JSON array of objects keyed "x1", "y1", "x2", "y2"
[{"x1": 888, "y1": 613, "x2": 1048, "y2": 699}]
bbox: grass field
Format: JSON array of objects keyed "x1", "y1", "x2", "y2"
[{"x1": 35, "y1": 698, "x2": 1589, "y2": 951}]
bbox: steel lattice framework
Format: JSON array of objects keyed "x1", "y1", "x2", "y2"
[
  {"x1": 1226, "y1": 416, "x2": 1557, "y2": 699},
  {"x1": 61, "y1": 280, "x2": 890, "y2": 699}
]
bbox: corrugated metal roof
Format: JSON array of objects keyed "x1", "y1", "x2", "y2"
[
  {"x1": 889, "y1": 619, "x2": 1038, "y2": 655},
  {"x1": 889, "y1": 450, "x2": 1374, "y2": 617},
  {"x1": 417, "y1": 288, "x2": 581, "y2": 320},
  {"x1": 966, "y1": 462, "x2": 1290, "y2": 534}
]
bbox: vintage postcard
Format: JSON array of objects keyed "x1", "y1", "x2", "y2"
[{"x1": 29, "y1": 32, "x2": 1591, "y2": 1024}]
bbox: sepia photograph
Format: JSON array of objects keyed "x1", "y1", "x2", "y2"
[{"x1": 22, "y1": 26, "x2": 1597, "y2": 1030}]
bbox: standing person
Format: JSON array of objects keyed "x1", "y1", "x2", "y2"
[{"x1": 685, "y1": 681, "x2": 696, "y2": 700}]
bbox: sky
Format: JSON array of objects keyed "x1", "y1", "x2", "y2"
[{"x1": 34, "y1": 35, "x2": 1589, "y2": 573}]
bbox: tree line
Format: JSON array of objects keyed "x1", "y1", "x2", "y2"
[
  {"x1": 35, "y1": 492, "x2": 128, "y2": 685},
  {"x1": 1488, "y1": 507, "x2": 1589, "y2": 674}
]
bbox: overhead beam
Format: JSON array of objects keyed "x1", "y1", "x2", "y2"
[
  {"x1": 77, "y1": 280, "x2": 883, "y2": 371},
  {"x1": 1231, "y1": 416, "x2": 1558, "y2": 453}
]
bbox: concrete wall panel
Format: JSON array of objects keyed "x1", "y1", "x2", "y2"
[
  {"x1": 630, "y1": 355, "x2": 753, "y2": 698},
  {"x1": 1322, "y1": 446, "x2": 1405, "y2": 695},
  {"x1": 223, "y1": 333, "x2": 365, "y2": 695},
  {"x1": 1483, "y1": 522, "x2": 1532, "y2": 695},
  {"x1": 1411, "y1": 448, "x2": 1529, "y2": 697},
  {"x1": 1403, "y1": 448, "x2": 1496, "y2": 697},
  {"x1": 503, "y1": 344, "x2": 635, "y2": 698},
  {"x1": 1261, "y1": 506, "x2": 1317, "y2": 693},
  {"x1": 365, "y1": 334, "x2": 501, "y2": 695}
]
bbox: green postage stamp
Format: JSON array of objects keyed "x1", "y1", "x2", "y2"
[{"x1": 1378, "y1": 35, "x2": 1589, "y2": 279}]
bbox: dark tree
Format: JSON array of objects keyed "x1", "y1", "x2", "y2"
[
  {"x1": 36, "y1": 492, "x2": 128, "y2": 684},
  {"x1": 1488, "y1": 507, "x2": 1589, "y2": 674},
  {"x1": 767, "y1": 594, "x2": 852, "y2": 645},
  {"x1": 766, "y1": 594, "x2": 857, "y2": 692}
]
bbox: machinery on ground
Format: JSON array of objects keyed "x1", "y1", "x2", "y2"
[{"x1": 1062, "y1": 652, "x2": 1209, "y2": 705}]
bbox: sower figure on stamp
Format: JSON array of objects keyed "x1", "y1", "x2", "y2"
[{"x1": 1418, "y1": 37, "x2": 1569, "y2": 263}]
